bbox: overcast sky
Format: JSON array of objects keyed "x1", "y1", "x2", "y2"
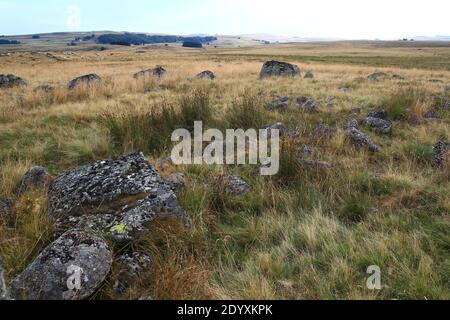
[{"x1": 0, "y1": 0, "x2": 449, "y2": 39}]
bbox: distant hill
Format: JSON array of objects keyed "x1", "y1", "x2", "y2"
[{"x1": 412, "y1": 35, "x2": 450, "y2": 41}]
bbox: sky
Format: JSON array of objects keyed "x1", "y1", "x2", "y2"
[{"x1": 0, "y1": 0, "x2": 449, "y2": 39}]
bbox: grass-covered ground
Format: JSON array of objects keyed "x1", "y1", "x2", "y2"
[{"x1": 0, "y1": 42, "x2": 449, "y2": 300}]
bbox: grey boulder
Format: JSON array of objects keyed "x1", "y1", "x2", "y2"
[
  {"x1": 68, "y1": 73, "x2": 102, "y2": 90},
  {"x1": 265, "y1": 96, "x2": 290, "y2": 111},
  {"x1": 134, "y1": 66, "x2": 167, "y2": 79},
  {"x1": 48, "y1": 152, "x2": 190, "y2": 242},
  {"x1": 260, "y1": 60, "x2": 300, "y2": 78},
  {"x1": 195, "y1": 70, "x2": 216, "y2": 80},
  {"x1": 367, "y1": 72, "x2": 388, "y2": 81},
  {"x1": 296, "y1": 96, "x2": 318, "y2": 112},
  {"x1": 0, "y1": 74, "x2": 28, "y2": 88},
  {"x1": 214, "y1": 175, "x2": 251, "y2": 196},
  {"x1": 11, "y1": 230, "x2": 112, "y2": 300}
]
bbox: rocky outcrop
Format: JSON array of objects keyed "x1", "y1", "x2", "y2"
[
  {"x1": 345, "y1": 128, "x2": 381, "y2": 152},
  {"x1": 195, "y1": 70, "x2": 216, "y2": 80},
  {"x1": 133, "y1": 66, "x2": 167, "y2": 79},
  {"x1": 0, "y1": 74, "x2": 28, "y2": 88},
  {"x1": 260, "y1": 61, "x2": 300, "y2": 78},
  {"x1": 68, "y1": 74, "x2": 102, "y2": 90},
  {"x1": 11, "y1": 230, "x2": 112, "y2": 300},
  {"x1": 265, "y1": 96, "x2": 290, "y2": 111},
  {"x1": 48, "y1": 153, "x2": 190, "y2": 242},
  {"x1": 16, "y1": 166, "x2": 53, "y2": 195}
]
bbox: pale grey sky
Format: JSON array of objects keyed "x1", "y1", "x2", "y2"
[{"x1": 0, "y1": 0, "x2": 449, "y2": 38}]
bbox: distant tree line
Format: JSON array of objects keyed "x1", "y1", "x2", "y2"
[
  {"x1": 182, "y1": 41, "x2": 203, "y2": 48},
  {"x1": 0, "y1": 39, "x2": 20, "y2": 45},
  {"x1": 96, "y1": 33, "x2": 217, "y2": 46}
]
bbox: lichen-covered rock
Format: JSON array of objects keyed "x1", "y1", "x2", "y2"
[
  {"x1": 0, "y1": 74, "x2": 28, "y2": 88},
  {"x1": 214, "y1": 175, "x2": 251, "y2": 196},
  {"x1": 0, "y1": 259, "x2": 9, "y2": 300},
  {"x1": 345, "y1": 127, "x2": 381, "y2": 152},
  {"x1": 11, "y1": 230, "x2": 112, "y2": 300},
  {"x1": 367, "y1": 72, "x2": 388, "y2": 81},
  {"x1": 16, "y1": 166, "x2": 53, "y2": 195},
  {"x1": 260, "y1": 60, "x2": 300, "y2": 78},
  {"x1": 133, "y1": 66, "x2": 167, "y2": 79},
  {"x1": 363, "y1": 117, "x2": 392, "y2": 134},
  {"x1": 265, "y1": 96, "x2": 290, "y2": 111},
  {"x1": 296, "y1": 96, "x2": 317, "y2": 112},
  {"x1": 113, "y1": 252, "x2": 152, "y2": 294},
  {"x1": 433, "y1": 140, "x2": 450, "y2": 168},
  {"x1": 48, "y1": 153, "x2": 190, "y2": 242},
  {"x1": 345, "y1": 118, "x2": 359, "y2": 130},
  {"x1": 195, "y1": 70, "x2": 216, "y2": 80},
  {"x1": 68, "y1": 73, "x2": 102, "y2": 90}
]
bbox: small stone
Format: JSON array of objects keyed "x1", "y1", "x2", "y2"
[
  {"x1": 345, "y1": 118, "x2": 359, "y2": 130},
  {"x1": 113, "y1": 252, "x2": 152, "y2": 294},
  {"x1": 296, "y1": 96, "x2": 318, "y2": 113},
  {"x1": 265, "y1": 96, "x2": 290, "y2": 111},
  {"x1": 262, "y1": 122, "x2": 287, "y2": 137},
  {"x1": 16, "y1": 166, "x2": 53, "y2": 195},
  {"x1": 363, "y1": 117, "x2": 392, "y2": 134},
  {"x1": 304, "y1": 71, "x2": 314, "y2": 79},
  {"x1": 367, "y1": 72, "x2": 388, "y2": 81},
  {"x1": 214, "y1": 175, "x2": 251, "y2": 196},
  {"x1": 346, "y1": 127, "x2": 381, "y2": 152},
  {"x1": 35, "y1": 84, "x2": 54, "y2": 93}
]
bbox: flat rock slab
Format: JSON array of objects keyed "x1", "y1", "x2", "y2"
[
  {"x1": 11, "y1": 230, "x2": 112, "y2": 300},
  {"x1": 48, "y1": 152, "x2": 190, "y2": 242}
]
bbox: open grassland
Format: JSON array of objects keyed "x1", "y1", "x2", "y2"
[{"x1": 0, "y1": 42, "x2": 449, "y2": 300}]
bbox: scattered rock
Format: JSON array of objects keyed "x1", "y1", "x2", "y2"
[
  {"x1": 11, "y1": 230, "x2": 112, "y2": 300},
  {"x1": 16, "y1": 166, "x2": 53, "y2": 195},
  {"x1": 133, "y1": 66, "x2": 167, "y2": 79},
  {"x1": 0, "y1": 259, "x2": 9, "y2": 300},
  {"x1": 68, "y1": 73, "x2": 102, "y2": 90},
  {"x1": 429, "y1": 79, "x2": 444, "y2": 84},
  {"x1": 345, "y1": 127, "x2": 381, "y2": 152},
  {"x1": 313, "y1": 124, "x2": 337, "y2": 140},
  {"x1": 367, "y1": 72, "x2": 388, "y2": 81},
  {"x1": 0, "y1": 74, "x2": 28, "y2": 88},
  {"x1": 0, "y1": 199, "x2": 14, "y2": 217},
  {"x1": 296, "y1": 96, "x2": 318, "y2": 113},
  {"x1": 326, "y1": 96, "x2": 336, "y2": 108},
  {"x1": 304, "y1": 71, "x2": 314, "y2": 79},
  {"x1": 195, "y1": 70, "x2": 216, "y2": 80},
  {"x1": 423, "y1": 110, "x2": 441, "y2": 119},
  {"x1": 164, "y1": 173, "x2": 186, "y2": 192},
  {"x1": 48, "y1": 153, "x2": 190, "y2": 243},
  {"x1": 433, "y1": 140, "x2": 450, "y2": 168},
  {"x1": 265, "y1": 96, "x2": 290, "y2": 111},
  {"x1": 35, "y1": 84, "x2": 54, "y2": 93},
  {"x1": 214, "y1": 175, "x2": 251, "y2": 196},
  {"x1": 260, "y1": 60, "x2": 300, "y2": 78},
  {"x1": 302, "y1": 146, "x2": 314, "y2": 157},
  {"x1": 392, "y1": 74, "x2": 406, "y2": 80},
  {"x1": 345, "y1": 118, "x2": 359, "y2": 130},
  {"x1": 262, "y1": 122, "x2": 287, "y2": 137},
  {"x1": 363, "y1": 117, "x2": 392, "y2": 134},
  {"x1": 367, "y1": 110, "x2": 388, "y2": 120},
  {"x1": 113, "y1": 252, "x2": 152, "y2": 294}
]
